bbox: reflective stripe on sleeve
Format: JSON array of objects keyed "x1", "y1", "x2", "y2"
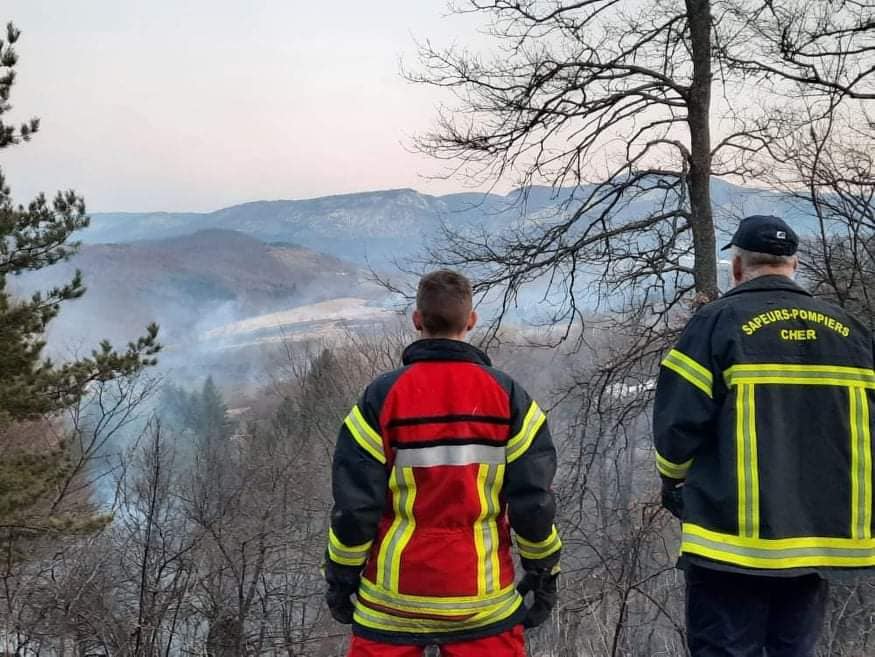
[
  {"x1": 516, "y1": 525, "x2": 562, "y2": 561},
  {"x1": 662, "y1": 349, "x2": 714, "y2": 398},
  {"x1": 327, "y1": 528, "x2": 372, "y2": 567},
  {"x1": 655, "y1": 450, "x2": 693, "y2": 480},
  {"x1": 344, "y1": 405, "x2": 386, "y2": 464},
  {"x1": 507, "y1": 402, "x2": 547, "y2": 463}
]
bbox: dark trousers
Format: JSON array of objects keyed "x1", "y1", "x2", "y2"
[{"x1": 685, "y1": 565, "x2": 829, "y2": 657}]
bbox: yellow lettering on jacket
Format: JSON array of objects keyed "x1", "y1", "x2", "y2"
[
  {"x1": 742, "y1": 308, "x2": 851, "y2": 338},
  {"x1": 781, "y1": 329, "x2": 817, "y2": 341}
]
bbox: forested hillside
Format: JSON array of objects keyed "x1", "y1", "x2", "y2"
[{"x1": 10, "y1": 229, "x2": 385, "y2": 349}]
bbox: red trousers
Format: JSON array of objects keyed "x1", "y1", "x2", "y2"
[{"x1": 348, "y1": 626, "x2": 526, "y2": 656}]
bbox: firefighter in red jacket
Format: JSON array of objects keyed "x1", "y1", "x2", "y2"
[{"x1": 324, "y1": 269, "x2": 561, "y2": 656}]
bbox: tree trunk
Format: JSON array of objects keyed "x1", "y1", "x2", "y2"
[{"x1": 686, "y1": 0, "x2": 719, "y2": 302}]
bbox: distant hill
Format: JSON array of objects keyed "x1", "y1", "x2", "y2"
[
  {"x1": 11, "y1": 229, "x2": 384, "y2": 351},
  {"x1": 80, "y1": 181, "x2": 816, "y2": 264},
  {"x1": 12, "y1": 182, "x2": 824, "y2": 389}
]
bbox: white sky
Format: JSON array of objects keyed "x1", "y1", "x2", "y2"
[{"x1": 3, "y1": 1, "x2": 488, "y2": 212}]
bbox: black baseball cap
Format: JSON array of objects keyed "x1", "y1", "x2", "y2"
[{"x1": 721, "y1": 215, "x2": 799, "y2": 256}]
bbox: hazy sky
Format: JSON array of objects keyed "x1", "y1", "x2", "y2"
[{"x1": 3, "y1": 1, "x2": 487, "y2": 212}]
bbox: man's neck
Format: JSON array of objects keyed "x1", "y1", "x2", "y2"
[
  {"x1": 737, "y1": 269, "x2": 796, "y2": 286},
  {"x1": 420, "y1": 333, "x2": 468, "y2": 342}
]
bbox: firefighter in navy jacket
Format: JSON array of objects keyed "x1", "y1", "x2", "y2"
[
  {"x1": 325, "y1": 270, "x2": 561, "y2": 656},
  {"x1": 654, "y1": 215, "x2": 875, "y2": 657}
]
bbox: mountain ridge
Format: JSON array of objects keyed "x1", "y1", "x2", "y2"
[{"x1": 80, "y1": 181, "x2": 814, "y2": 264}]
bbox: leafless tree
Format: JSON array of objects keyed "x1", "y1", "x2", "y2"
[
  {"x1": 408, "y1": 4, "x2": 874, "y2": 652},
  {"x1": 411, "y1": 0, "x2": 872, "y2": 317},
  {"x1": 762, "y1": 101, "x2": 875, "y2": 326}
]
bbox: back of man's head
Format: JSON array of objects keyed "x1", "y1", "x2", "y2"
[
  {"x1": 722, "y1": 215, "x2": 799, "y2": 285},
  {"x1": 415, "y1": 269, "x2": 474, "y2": 337}
]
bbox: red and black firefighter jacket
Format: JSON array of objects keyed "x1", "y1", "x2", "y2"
[
  {"x1": 654, "y1": 275, "x2": 875, "y2": 575},
  {"x1": 326, "y1": 338, "x2": 561, "y2": 644}
]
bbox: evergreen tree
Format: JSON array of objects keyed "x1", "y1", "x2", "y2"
[
  {"x1": 199, "y1": 376, "x2": 228, "y2": 441},
  {"x1": 0, "y1": 22, "x2": 160, "y2": 544}
]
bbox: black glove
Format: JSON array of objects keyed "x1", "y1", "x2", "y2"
[
  {"x1": 323, "y1": 558, "x2": 360, "y2": 625},
  {"x1": 661, "y1": 477, "x2": 684, "y2": 519},
  {"x1": 325, "y1": 585, "x2": 356, "y2": 624},
  {"x1": 517, "y1": 568, "x2": 559, "y2": 629}
]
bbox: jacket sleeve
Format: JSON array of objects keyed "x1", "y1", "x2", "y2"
[
  {"x1": 504, "y1": 383, "x2": 561, "y2": 572},
  {"x1": 326, "y1": 385, "x2": 388, "y2": 584},
  {"x1": 653, "y1": 310, "x2": 721, "y2": 482}
]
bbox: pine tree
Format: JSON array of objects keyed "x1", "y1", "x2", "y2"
[
  {"x1": 200, "y1": 376, "x2": 228, "y2": 441},
  {"x1": 0, "y1": 22, "x2": 160, "y2": 545}
]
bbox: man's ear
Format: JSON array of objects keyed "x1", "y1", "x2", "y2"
[
  {"x1": 412, "y1": 309, "x2": 424, "y2": 332},
  {"x1": 466, "y1": 310, "x2": 478, "y2": 332},
  {"x1": 731, "y1": 256, "x2": 743, "y2": 286}
]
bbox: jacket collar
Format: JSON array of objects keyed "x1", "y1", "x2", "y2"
[
  {"x1": 402, "y1": 338, "x2": 492, "y2": 367},
  {"x1": 722, "y1": 274, "x2": 812, "y2": 299}
]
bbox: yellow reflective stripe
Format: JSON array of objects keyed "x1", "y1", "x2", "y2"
[
  {"x1": 376, "y1": 466, "x2": 417, "y2": 592},
  {"x1": 745, "y1": 384, "x2": 760, "y2": 538},
  {"x1": 472, "y1": 463, "x2": 503, "y2": 595},
  {"x1": 344, "y1": 405, "x2": 386, "y2": 464},
  {"x1": 735, "y1": 384, "x2": 760, "y2": 538},
  {"x1": 353, "y1": 590, "x2": 523, "y2": 634},
  {"x1": 851, "y1": 388, "x2": 872, "y2": 540},
  {"x1": 736, "y1": 385, "x2": 747, "y2": 537},
  {"x1": 487, "y1": 465, "x2": 503, "y2": 590},
  {"x1": 516, "y1": 525, "x2": 562, "y2": 560},
  {"x1": 357, "y1": 580, "x2": 519, "y2": 616},
  {"x1": 327, "y1": 528, "x2": 372, "y2": 567},
  {"x1": 662, "y1": 349, "x2": 714, "y2": 398},
  {"x1": 682, "y1": 523, "x2": 875, "y2": 569},
  {"x1": 474, "y1": 465, "x2": 488, "y2": 595},
  {"x1": 724, "y1": 364, "x2": 875, "y2": 389},
  {"x1": 507, "y1": 402, "x2": 546, "y2": 463},
  {"x1": 863, "y1": 392, "x2": 872, "y2": 540},
  {"x1": 655, "y1": 450, "x2": 693, "y2": 479}
]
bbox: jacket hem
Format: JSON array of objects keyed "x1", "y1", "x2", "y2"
[
  {"x1": 350, "y1": 606, "x2": 526, "y2": 645},
  {"x1": 678, "y1": 554, "x2": 823, "y2": 578}
]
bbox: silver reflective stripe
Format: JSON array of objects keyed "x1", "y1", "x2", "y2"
[{"x1": 394, "y1": 444, "x2": 505, "y2": 467}]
